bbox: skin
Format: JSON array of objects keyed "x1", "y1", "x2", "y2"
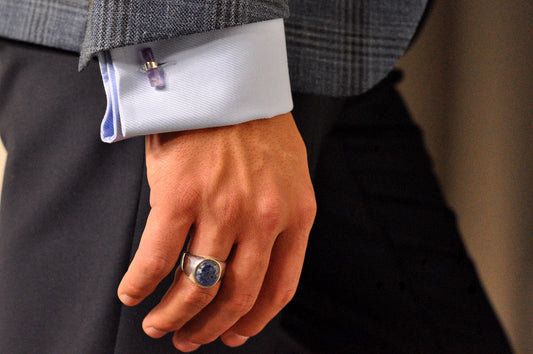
[{"x1": 116, "y1": 112, "x2": 317, "y2": 351}]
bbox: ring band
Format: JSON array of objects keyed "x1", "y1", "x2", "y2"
[{"x1": 181, "y1": 252, "x2": 226, "y2": 288}]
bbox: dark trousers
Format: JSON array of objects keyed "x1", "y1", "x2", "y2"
[{"x1": 0, "y1": 39, "x2": 510, "y2": 353}]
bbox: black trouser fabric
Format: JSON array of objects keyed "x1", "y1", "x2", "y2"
[
  {"x1": 285, "y1": 75, "x2": 512, "y2": 353},
  {"x1": 0, "y1": 39, "x2": 511, "y2": 353}
]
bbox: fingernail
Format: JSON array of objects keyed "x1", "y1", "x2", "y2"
[
  {"x1": 145, "y1": 327, "x2": 168, "y2": 338},
  {"x1": 118, "y1": 293, "x2": 137, "y2": 306},
  {"x1": 224, "y1": 333, "x2": 249, "y2": 347},
  {"x1": 174, "y1": 339, "x2": 201, "y2": 352}
]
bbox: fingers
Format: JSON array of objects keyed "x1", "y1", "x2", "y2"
[
  {"x1": 117, "y1": 208, "x2": 193, "y2": 306},
  {"x1": 220, "y1": 224, "x2": 311, "y2": 347},
  {"x1": 165, "y1": 191, "x2": 314, "y2": 350},
  {"x1": 141, "y1": 221, "x2": 236, "y2": 339},
  {"x1": 171, "y1": 237, "x2": 273, "y2": 349},
  {"x1": 143, "y1": 268, "x2": 220, "y2": 339}
]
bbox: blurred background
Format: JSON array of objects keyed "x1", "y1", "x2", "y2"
[
  {"x1": 397, "y1": 0, "x2": 533, "y2": 352},
  {"x1": 0, "y1": 0, "x2": 531, "y2": 351}
]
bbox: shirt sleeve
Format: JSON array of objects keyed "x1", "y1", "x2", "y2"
[{"x1": 97, "y1": 18, "x2": 293, "y2": 143}]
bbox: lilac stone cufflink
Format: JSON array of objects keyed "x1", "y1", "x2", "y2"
[
  {"x1": 181, "y1": 252, "x2": 226, "y2": 288},
  {"x1": 140, "y1": 47, "x2": 165, "y2": 88}
]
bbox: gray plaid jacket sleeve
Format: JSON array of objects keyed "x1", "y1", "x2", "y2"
[
  {"x1": 285, "y1": 0, "x2": 428, "y2": 96},
  {"x1": 79, "y1": 0, "x2": 289, "y2": 68},
  {"x1": 81, "y1": 0, "x2": 428, "y2": 95},
  {"x1": 0, "y1": 0, "x2": 428, "y2": 97}
]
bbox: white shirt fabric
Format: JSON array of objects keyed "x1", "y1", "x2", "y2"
[{"x1": 98, "y1": 18, "x2": 292, "y2": 143}]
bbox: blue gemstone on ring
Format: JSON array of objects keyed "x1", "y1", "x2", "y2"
[{"x1": 195, "y1": 260, "x2": 221, "y2": 287}]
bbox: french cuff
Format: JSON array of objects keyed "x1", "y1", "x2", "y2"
[{"x1": 97, "y1": 18, "x2": 293, "y2": 143}]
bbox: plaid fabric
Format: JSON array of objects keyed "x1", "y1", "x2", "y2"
[
  {"x1": 286, "y1": 0, "x2": 428, "y2": 96},
  {"x1": 0, "y1": 0, "x2": 427, "y2": 96},
  {"x1": 0, "y1": 0, "x2": 89, "y2": 52},
  {"x1": 79, "y1": 0, "x2": 289, "y2": 68}
]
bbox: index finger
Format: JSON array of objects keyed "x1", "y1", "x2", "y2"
[{"x1": 117, "y1": 209, "x2": 193, "y2": 306}]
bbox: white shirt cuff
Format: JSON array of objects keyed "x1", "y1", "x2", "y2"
[{"x1": 97, "y1": 18, "x2": 293, "y2": 143}]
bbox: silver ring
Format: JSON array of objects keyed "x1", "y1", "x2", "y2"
[{"x1": 180, "y1": 252, "x2": 226, "y2": 288}]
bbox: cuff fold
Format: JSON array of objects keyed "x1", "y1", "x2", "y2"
[{"x1": 97, "y1": 18, "x2": 293, "y2": 143}]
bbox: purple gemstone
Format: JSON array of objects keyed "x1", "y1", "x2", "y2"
[
  {"x1": 140, "y1": 47, "x2": 165, "y2": 88},
  {"x1": 147, "y1": 68, "x2": 165, "y2": 88},
  {"x1": 140, "y1": 47, "x2": 156, "y2": 63}
]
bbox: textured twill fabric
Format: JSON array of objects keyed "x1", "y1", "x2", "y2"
[
  {"x1": 0, "y1": 0, "x2": 428, "y2": 96},
  {"x1": 99, "y1": 19, "x2": 292, "y2": 142}
]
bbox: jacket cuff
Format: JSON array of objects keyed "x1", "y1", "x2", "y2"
[{"x1": 80, "y1": 0, "x2": 289, "y2": 69}]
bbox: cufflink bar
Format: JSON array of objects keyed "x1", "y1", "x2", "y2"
[
  {"x1": 140, "y1": 47, "x2": 165, "y2": 88},
  {"x1": 142, "y1": 61, "x2": 159, "y2": 71}
]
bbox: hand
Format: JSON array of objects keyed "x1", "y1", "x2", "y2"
[{"x1": 116, "y1": 112, "x2": 316, "y2": 351}]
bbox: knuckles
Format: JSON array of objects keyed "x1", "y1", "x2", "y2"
[
  {"x1": 254, "y1": 185, "x2": 317, "y2": 233},
  {"x1": 181, "y1": 287, "x2": 217, "y2": 313},
  {"x1": 270, "y1": 288, "x2": 298, "y2": 312},
  {"x1": 122, "y1": 255, "x2": 174, "y2": 298},
  {"x1": 151, "y1": 288, "x2": 216, "y2": 333},
  {"x1": 185, "y1": 293, "x2": 257, "y2": 345},
  {"x1": 138, "y1": 254, "x2": 175, "y2": 281},
  {"x1": 224, "y1": 293, "x2": 257, "y2": 316},
  {"x1": 299, "y1": 193, "x2": 318, "y2": 225},
  {"x1": 255, "y1": 194, "x2": 284, "y2": 233}
]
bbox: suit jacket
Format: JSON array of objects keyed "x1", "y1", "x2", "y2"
[{"x1": 0, "y1": 0, "x2": 428, "y2": 96}]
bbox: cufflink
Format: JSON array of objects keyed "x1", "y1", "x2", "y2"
[{"x1": 140, "y1": 47, "x2": 165, "y2": 88}]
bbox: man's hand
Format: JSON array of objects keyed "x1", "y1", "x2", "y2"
[{"x1": 116, "y1": 112, "x2": 316, "y2": 351}]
